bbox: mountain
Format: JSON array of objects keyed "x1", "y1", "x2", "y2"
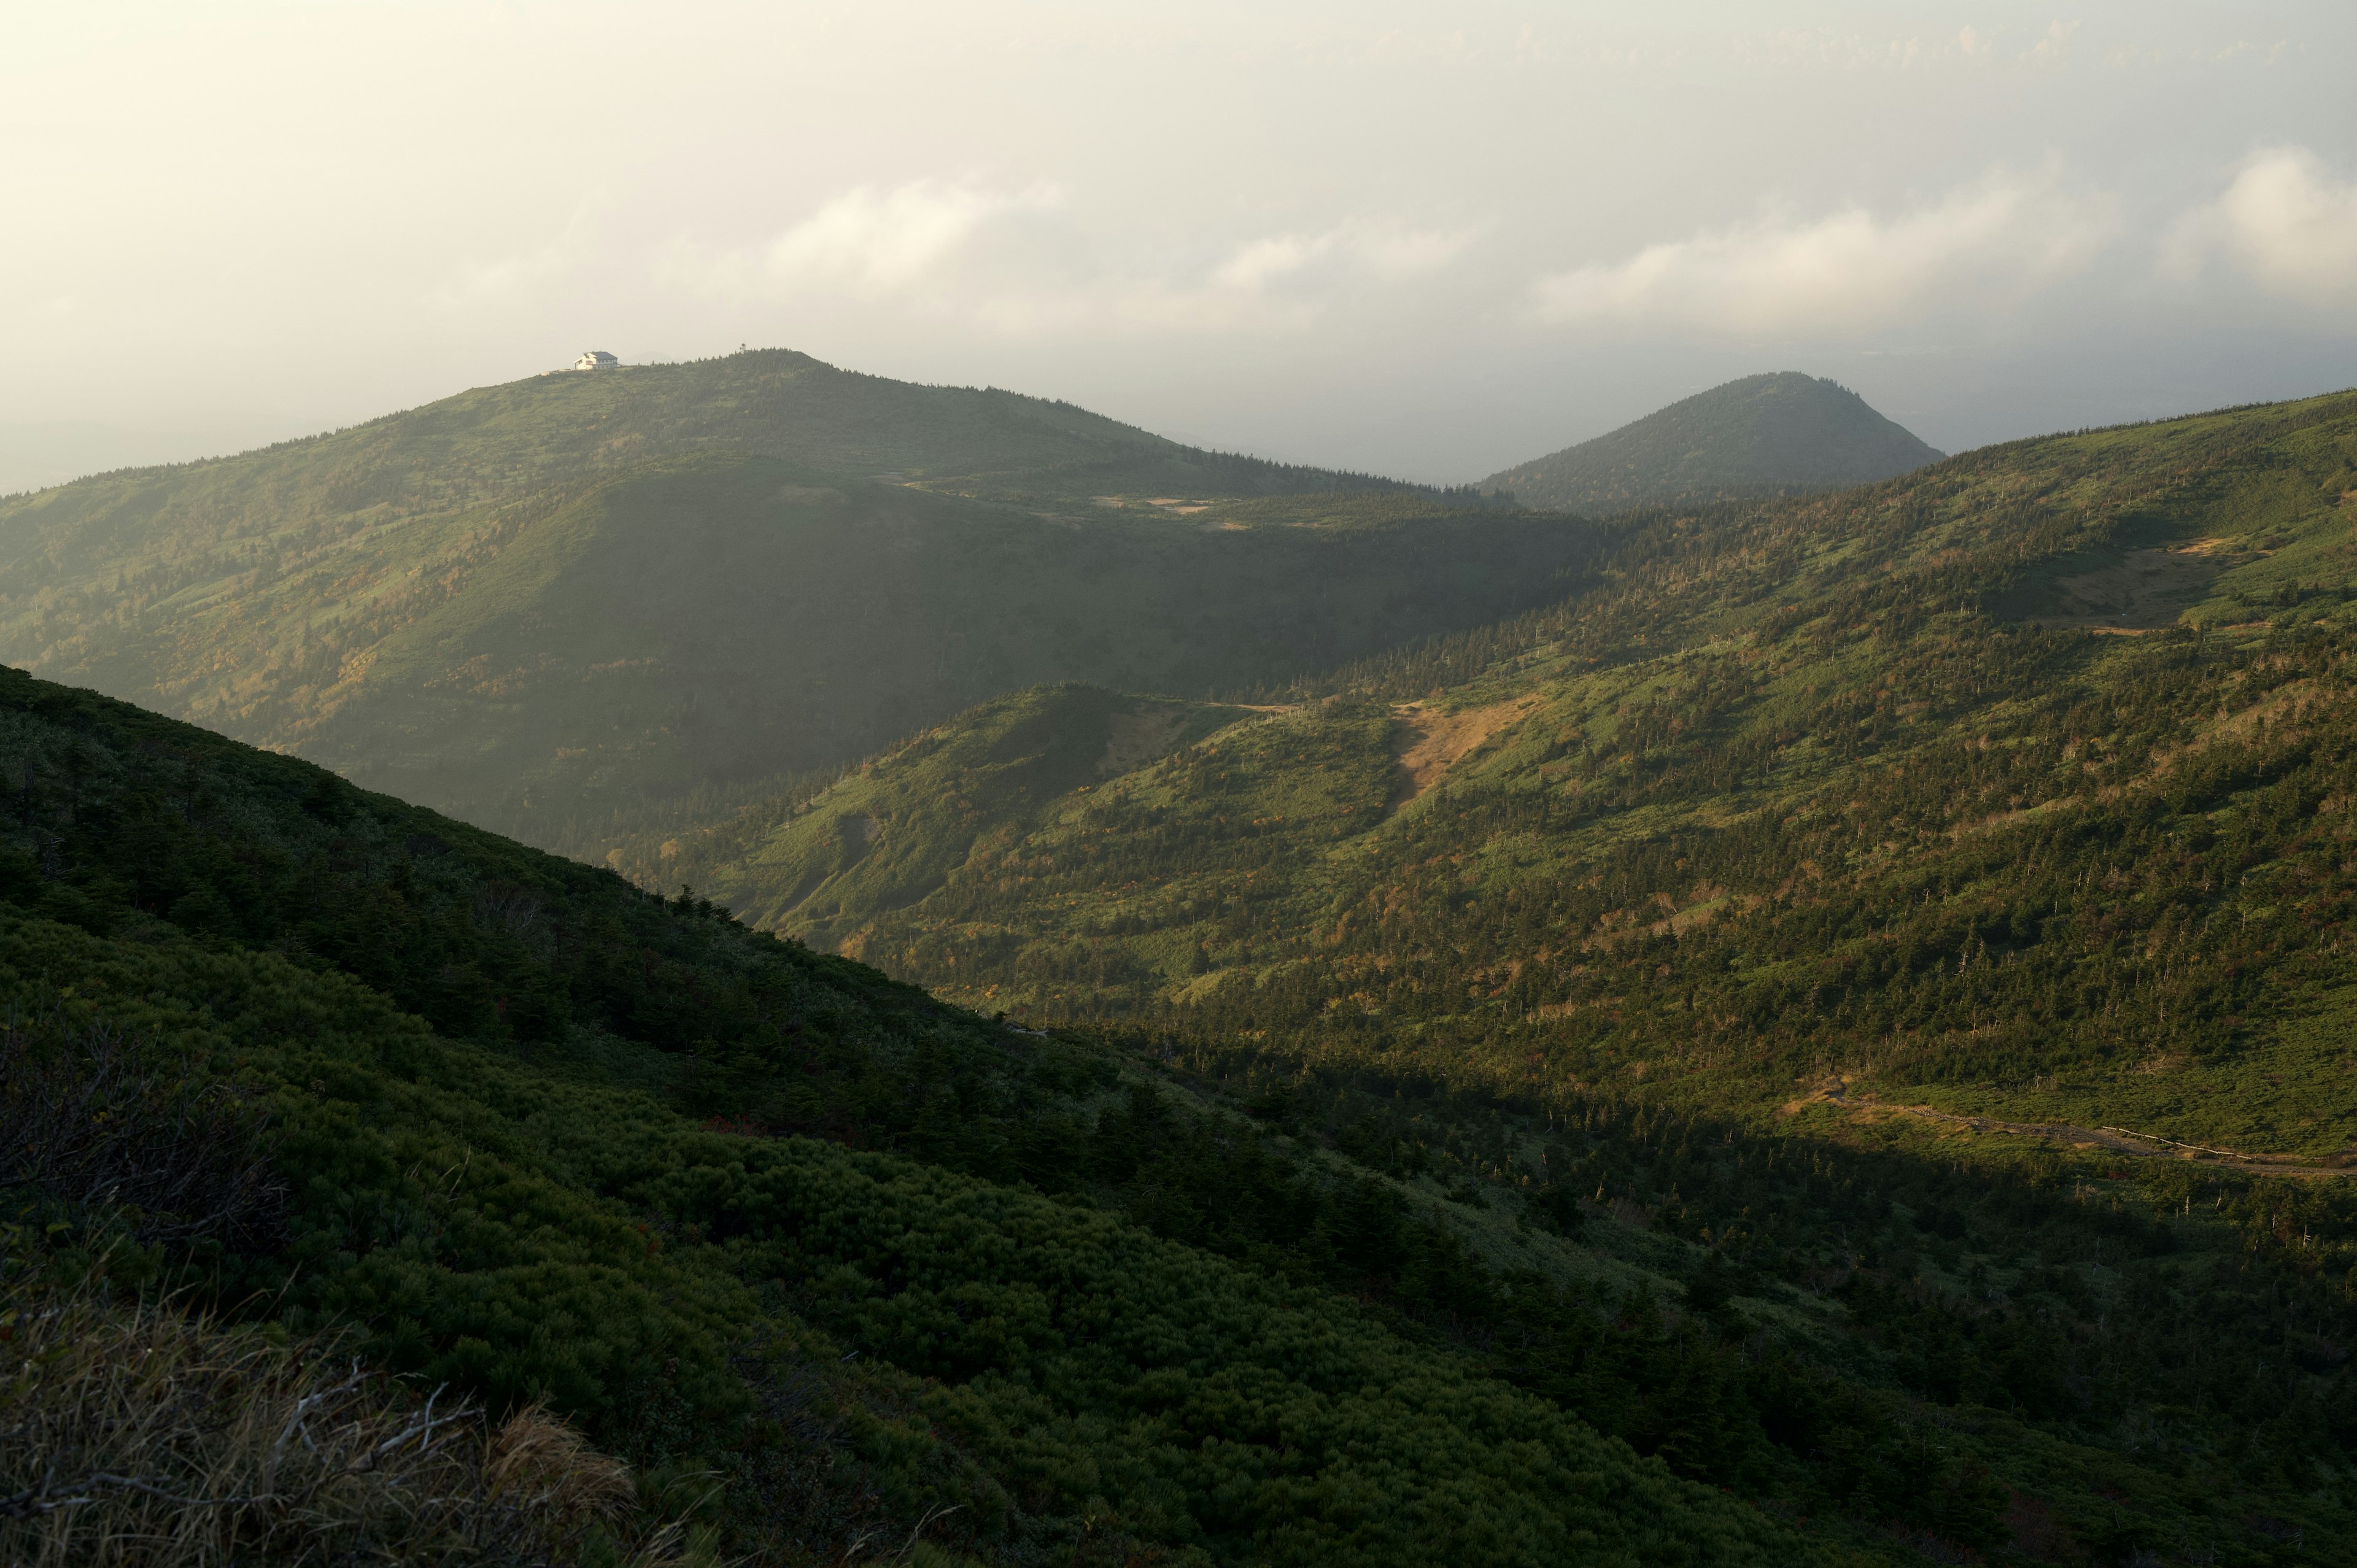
[
  {"x1": 17, "y1": 643, "x2": 2348, "y2": 1564},
  {"x1": 0, "y1": 352, "x2": 1588, "y2": 851},
  {"x1": 653, "y1": 387, "x2": 2357, "y2": 1553},
  {"x1": 1484, "y1": 372, "x2": 1943, "y2": 514},
  {"x1": 8, "y1": 392, "x2": 2354, "y2": 1559}
]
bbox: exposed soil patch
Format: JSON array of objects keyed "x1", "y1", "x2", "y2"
[
  {"x1": 1087, "y1": 495, "x2": 1213, "y2": 516},
  {"x1": 1391, "y1": 697, "x2": 1538, "y2": 806}
]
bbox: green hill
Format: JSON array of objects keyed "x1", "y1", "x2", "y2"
[
  {"x1": 756, "y1": 387, "x2": 2357, "y2": 1145},
  {"x1": 0, "y1": 352, "x2": 1586, "y2": 851},
  {"x1": 1484, "y1": 372, "x2": 1942, "y2": 514},
  {"x1": 658, "y1": 388, "x2": 2357, "y2": 1554},
  {"x1": 0, "y1": 663, "x2": 1829, "y2": 1566},
  {"x1": 605, "y1": 683, "x2": 1252, "y2": 944},
  {"x1": 296, "y1": 465, "x2": 1590, "y2": 849}
]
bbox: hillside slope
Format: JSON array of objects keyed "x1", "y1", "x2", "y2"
[
  {"x1": 1484, "y1": 372, "x2": 1941, "y2": 514},
  {"x1": 6, "y1": 552, "x2": 2353, "y2": 1558},
  {"x1": 0, "y1": 663, "x2": 1826, "y2": 1567},
  {"x1": 290, "y1": 468, "x2": 1592, "y2": 846},
  {"x1": 605, "y1": 684, "x2": 1251, "y2": 941},
  {"x1": 756, "y1": 389, "x2": 2357, "y2": 1146},
  {"x1": 0, "y1": 352, "x2": 1578, "y2": 848}
]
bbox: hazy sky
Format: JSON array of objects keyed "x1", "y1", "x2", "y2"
[{"x1": 6, "y1": 2, "x2": 2353, "y2": 489}]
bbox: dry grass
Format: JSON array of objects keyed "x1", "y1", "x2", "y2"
[
  {"x1": 0, "y1": 1283, "x2": 708, "y2": 1567},
  {"x1": 1389, "y1": 697, "x2": 1537, "y2": 804}
]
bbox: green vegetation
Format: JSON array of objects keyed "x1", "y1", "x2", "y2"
[
  {"x1": 0, "y1": 666, "x2": 1825, "y2": 1566},
  {"x1": 0, "y1": 352, "x2": 1579, "y2": 852},
  {"x1": 1483, "y1": 372, "x2": 1942, "y2": 514},
  {"x1": 618, "y1": 684, "x2": 1249, "y2": 945},
  {"x1": 668, "y1": 387, "x2": 2357, "y2": 1559},
  {"x1": 14, "y1": 350, "x2": 2357, "y2": 1560},
  {"x1": 789, "y1": 389, "x2": 2357, "y2": 1141}
]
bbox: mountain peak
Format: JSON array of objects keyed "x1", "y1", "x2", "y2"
[{"x1": 1484, "y1": 371, "x2": 1943, "y2": 514}]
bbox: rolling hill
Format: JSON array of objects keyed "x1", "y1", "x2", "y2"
[
  {"x1": 637, "y1": 387, "x2": 2357, "y2": 1554},
  {"x1": 10, "y1": 648, "x2": 2351, "y2": 1563},
  {"x1": 1484, "y1": 372, "x2": 1942, "y2": 514},
  {"x1": 0, "y1": 352, "x2": 1588, "y2": 851}
]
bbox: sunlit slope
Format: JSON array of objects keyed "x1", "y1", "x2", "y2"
[
  {"x1": 1484, "y1": 372, "x2": 1941, "y2": 514},
  {"x1": 706, "y1": 389, "x2": 2357, "y2": 1151},
  {"x1": 0, "y1": 349, "x2": 1589, "y2": 849},
  {"x1": 273, "y1": 462, "x2": 1592, "y2": 844}
]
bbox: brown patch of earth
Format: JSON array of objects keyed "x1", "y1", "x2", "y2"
[{"x1": 1391, "y1": 696, "x2": 1540, "y2": 805}]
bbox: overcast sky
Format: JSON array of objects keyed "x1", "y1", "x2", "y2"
[{"x1": 4, "y1": 1, "x2": 2353, "y2": 489}]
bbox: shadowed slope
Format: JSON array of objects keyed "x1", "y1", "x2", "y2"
[{"x1": 0, "y1": 662, "x2": 1817, "y2": 1568}]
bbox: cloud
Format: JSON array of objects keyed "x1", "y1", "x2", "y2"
[
  {"x1": 1212, "y1": 223, "x2": 1474, "y2": 293},
  {"x1": 2023, "y1": 20, "x2": 2078, "y2": 68},
  {"x1": 425, "y1": 205, "x2": 605, "y2": 308},
  {"x1": 746, "y1": 180, "x2": 1062, "y2": 296},
  {"x1": 2162, "y1": 147, "x2": 2357, "y2": 308},
  {"x1": 1530, "y1": 166, "x2": 2115, "y2": 335},
  {"x1": 668, "y1": 183, "x2": 1475, "y2": 337}
]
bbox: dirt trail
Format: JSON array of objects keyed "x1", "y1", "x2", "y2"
[
  {"x1": 1783, "y1": 1083, "x2": 2353, "y2": 1178},
  {"x1": 1391, "y1": 697, "x2": 1539, "y2": 805}
]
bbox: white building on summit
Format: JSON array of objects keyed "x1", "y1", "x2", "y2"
[{"x1": 573, "y1": 350, "x2": 619, "y2": 371}]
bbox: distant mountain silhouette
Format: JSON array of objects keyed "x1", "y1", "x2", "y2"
[{"x1": 1484, "y1": 371, "x2": 1942, "y2": 514}]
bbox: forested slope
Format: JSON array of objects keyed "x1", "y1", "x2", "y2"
[
  {"x1": 0, "y1": 352, "x2": 1574, "y2": 851},
  {"x1": 1484, "y1": 372, "x2": 1941, "y2": 514},
  {"x1": 771, "y1": 389, "x2": 2357, "y2": 1146},
  {"x1": 0, "y1": 664, "x2": 1832, "y2": 1567},
  {"x1": 294, "y1": 471, "x2": 1590, "y2": 849}
]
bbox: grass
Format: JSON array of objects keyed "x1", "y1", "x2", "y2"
[{"x1": 0, "y1": 1276, "x2": 706, "y2": 1567}]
